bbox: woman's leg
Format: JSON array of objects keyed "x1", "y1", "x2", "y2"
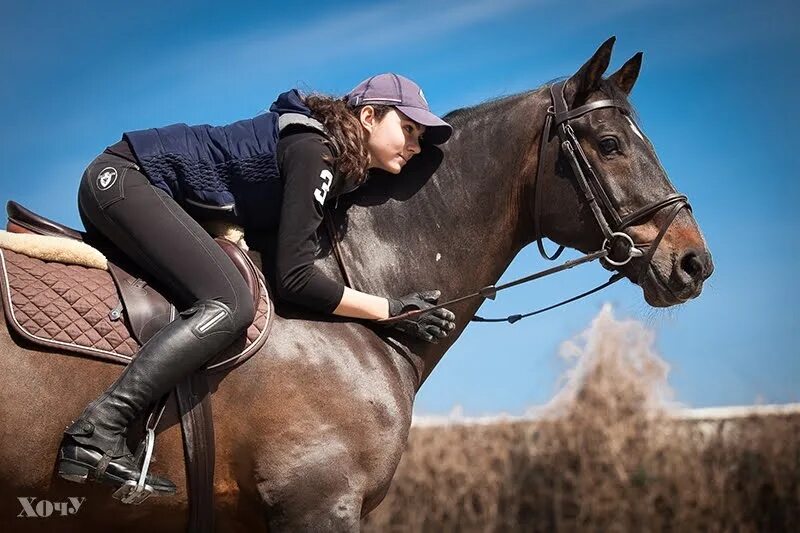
[{"x1": 58, "y1": 153, "x2": 255, "y2": 494}]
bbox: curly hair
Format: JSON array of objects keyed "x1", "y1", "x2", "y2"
[{"x1": 303, "y1": 93, "x2": 392, "y2": 194}]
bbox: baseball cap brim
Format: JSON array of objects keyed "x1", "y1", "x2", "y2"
[{"x1": 396, "y1": 106, "x2": 453, "y2": 145}]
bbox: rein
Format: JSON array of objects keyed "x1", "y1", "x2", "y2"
[{"x1": 324, "y1": 81, "x2": 690, "y2": 325}]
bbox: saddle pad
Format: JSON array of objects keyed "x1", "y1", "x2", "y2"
[{"x1": 0, "y1": 248, "x2": 273, "y2": 369}]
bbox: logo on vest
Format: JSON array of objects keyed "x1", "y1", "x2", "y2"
[
  {"x1": 96, "y1": 167, "x2": 118, "y2": 191},
  {"x1": 314, "y1": 169, "x2": 333, "y2": 205}
]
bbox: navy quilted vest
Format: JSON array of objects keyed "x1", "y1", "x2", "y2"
[{"x1": 123, "y1": 89, "x2": 323, "y2": 230}]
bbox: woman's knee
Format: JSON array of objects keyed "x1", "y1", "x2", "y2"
[
  {"x1": 231, "y1": 293, "x2": 256, "y2": 334},
  {"x1": 215, "y1": 280, "x2": 256, "y2": 335}
]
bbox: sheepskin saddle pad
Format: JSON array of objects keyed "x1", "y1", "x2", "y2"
[{"x1": 0, "y1": 201, "x2": 273, "y2": 371}]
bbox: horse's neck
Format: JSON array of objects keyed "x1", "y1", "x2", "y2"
[{"x1": 330, "y1": 90, "x2": 551, "y2": 385}]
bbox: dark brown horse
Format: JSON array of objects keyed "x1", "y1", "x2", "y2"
[{"x1": 0, "y1": 37, "x2": 712, "y2": 531}]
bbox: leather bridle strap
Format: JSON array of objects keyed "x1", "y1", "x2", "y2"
[
  {"x1": 618, "y1": 193, "x2": 689, "y2": 230},
  {"x1": 550, "y1": 81, "x2": 626, "y2": 240},
  {"x1": 635, "y1": 199, "x2": 687, "y2": 284},
  {"x1": 532, "y1": 90, "x2": 623, "y2": 259},
  {"x1": 547, "y1": 81, "x2": 691, "y2": 254},
  {"x1": 554, "y1": 97, "x2": 622, "y2": 122},
  {"x1": 323, "y1": 210, "x2": 354, "y2": 289},
  {"x1": 533, "y1": 110, "x2": 563, "y2": 260}
]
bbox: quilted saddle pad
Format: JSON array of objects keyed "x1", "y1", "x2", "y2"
[{"x1": 0, "y1": 247, "x2": 273, "y2": 371}]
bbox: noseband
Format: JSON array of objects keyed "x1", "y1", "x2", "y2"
[{"x1": 326, "y1": 81, "x2": 692, "y2": 325}]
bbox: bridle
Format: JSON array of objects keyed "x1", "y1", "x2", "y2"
[
  {"x1": 534, "y1": 80, "x2": 689, "y2": 271},
  {"x1": 325, "y1": 80, "x2": 691, "y2": 325}
]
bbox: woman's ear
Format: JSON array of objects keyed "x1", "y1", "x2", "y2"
[{"x1": 359, "y1": 105, "x2": 376, "y2": 134}]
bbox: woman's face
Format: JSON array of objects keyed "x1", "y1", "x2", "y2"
[{"x1": 359, "y1": 106, "x2": 426, "y2": 174}]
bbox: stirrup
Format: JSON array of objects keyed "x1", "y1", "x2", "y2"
[
  {"x1": 112, "y1": 428, "x2": 156, "y2": 505},
  {"x1": 113, "y1": 479, "x2": 154, "y2": 505}
]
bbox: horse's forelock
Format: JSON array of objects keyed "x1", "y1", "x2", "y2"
[{"x1": 597, "y1": 78, "x2": 641, "y2": 124}]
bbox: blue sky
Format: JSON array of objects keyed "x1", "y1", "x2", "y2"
[{"x1": 1, "y1": 0, "x2": 797, "y2": 414}]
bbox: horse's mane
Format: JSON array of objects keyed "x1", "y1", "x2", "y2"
[
  {"x1": 441, "y1": 76, "x2": 641, "y2": 128},
  {"x1": 442, "y1": 91, "x2": 532, "y2": 128}
]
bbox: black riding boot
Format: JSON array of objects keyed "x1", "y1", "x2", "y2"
[{"x1": 57, "y1": 299, "x2": 238, "y2": 495}]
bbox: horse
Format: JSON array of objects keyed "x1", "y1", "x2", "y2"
[{"x1": 0, "y1": 36, "x2": 713, "y2": 531}]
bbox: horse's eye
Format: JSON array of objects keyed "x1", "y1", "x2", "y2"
[{"x1": 599, "y1": 138, "x2": 619, "y2": 154}]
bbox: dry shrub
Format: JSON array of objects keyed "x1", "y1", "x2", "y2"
[{"x1": 363, "y1": 305, "x2": 800, "y2": 532}]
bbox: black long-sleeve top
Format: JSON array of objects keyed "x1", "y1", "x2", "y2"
[{"x1": 273, "y1": 130, "x2": 345, "y2": 313}]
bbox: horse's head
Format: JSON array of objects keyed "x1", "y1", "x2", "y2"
[{"x1": 536, "y1": 37, "x2": 714, "y2": 307}]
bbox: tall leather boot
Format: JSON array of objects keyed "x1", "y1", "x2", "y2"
[{"x1": 57, "y1": 299, "x2": 239, "y2": 495}]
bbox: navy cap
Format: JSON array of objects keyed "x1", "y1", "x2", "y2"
[{"x1": 345, "y1": 73, "x2": 452, "y2": 145}]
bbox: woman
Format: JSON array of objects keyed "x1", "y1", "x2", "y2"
[{"x1": 57, "y1": 73, "x2": 457, "y2": 495}]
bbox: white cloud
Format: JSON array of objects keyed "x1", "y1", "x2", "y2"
[{"x1": 149, "y1": 0, "x2": 540, "y2": 81}]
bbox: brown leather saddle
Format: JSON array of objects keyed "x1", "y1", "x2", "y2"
[{"x1": 0, "y1": 201, "x2": 274, "y2": 530}]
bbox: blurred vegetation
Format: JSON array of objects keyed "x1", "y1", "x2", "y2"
[{"x1": 363, "y1": 306, "x2": 800, "y2": 532}]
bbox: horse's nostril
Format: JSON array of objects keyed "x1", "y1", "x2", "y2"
[{"x1": 680, "y1": 251, "x2": 704, "y2": 280}]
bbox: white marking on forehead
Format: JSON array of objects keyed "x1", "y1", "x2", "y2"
[
  {"x1": 625, "y1": 115, "x2": 645, "y2": 141},
  {"x1": 435, "y1": 252, "x2": 441, "y2": 262}
]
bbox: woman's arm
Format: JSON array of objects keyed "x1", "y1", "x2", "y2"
[
  {"x1": 276, "y1": 132, "x2": 392, "y2": 319},
  {"x1": 275, "y1": 134, "x2": 453, "y2": 340},
  {"x1": 331, "y1": 287, "x2": 390, "y2": 320}
]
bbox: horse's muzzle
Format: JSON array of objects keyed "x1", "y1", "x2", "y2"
[{"x1": 641, "y1": 246, "x2": 714, "y2": 307}]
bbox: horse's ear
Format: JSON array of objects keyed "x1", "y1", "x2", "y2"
[
  {"x1": 608, "y1": 52, "x2": 643, "y2": 95},
  {"x1": 563, "y1": 36, "x2": 615, "y2": 106}
]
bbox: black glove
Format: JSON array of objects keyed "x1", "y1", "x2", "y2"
[{"x1": 383, "y1": 290, "x2": 456, "y2": 343}]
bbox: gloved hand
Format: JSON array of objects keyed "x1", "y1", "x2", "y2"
[{"x1": 381, "y1": 290, "x2": 456, "y2": 343}]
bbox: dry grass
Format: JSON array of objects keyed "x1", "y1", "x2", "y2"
[{"x1": 362, "y1": 305, "x2": 800, "y2": 532}]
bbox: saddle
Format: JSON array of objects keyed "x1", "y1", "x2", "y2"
[{"x1": 0, "y1": 201, "x2": 275, "y2": 530}]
